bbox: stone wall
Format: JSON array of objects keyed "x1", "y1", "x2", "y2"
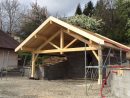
[
  {"x1": 43, "y1": 51, "x2": 97, "y2": 79},
  {"x1": 44, "y1": 62, "x2": 68, "y2": 80},
  {"x1": 111, "y1": 69, "x2": 130, "y2": 98}
]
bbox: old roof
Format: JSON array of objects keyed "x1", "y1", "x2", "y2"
[
  {"x1": 15, "y1": 16, "x2": 130, "y2": 52},
  {"x1": 0, "y1": 30, "x2": 19, "y2": 49}
]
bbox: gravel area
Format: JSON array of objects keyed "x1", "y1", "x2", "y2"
[{"x1": 0, "y1": 77, "x2": 116, "y2": 98}]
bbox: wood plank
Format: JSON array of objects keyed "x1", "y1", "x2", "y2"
[
  {"x1": 98, "y1": 47, "x2": 103, "y2": 84},
  {"x1": 60, "y1": 31, "x2": 64, "y2": 54},
  {"x1": 34, "y1": 34, "x2": 60, "y2": 49},
  {"x1": 95, "y1": 33, "x2": 130, "y2": 50},
  {"x1": 33, "y1": 47, "x2": 98, "y2": 54},
  {"x1": 64, "y1": 38, "x2": 77, "y2": 49},
  {"x1": 92, "y1": 50, "x2": 99, "y2": 61},
  {"x1": 34, "y1": 35, "x2": 47, "y2": 40},
  {"x1": 49, "y1": 42, "x2": 60, "y2": 49},
  {"x1": 89, "y1": 40, "x2": 99, "y2": 61},
  {"x1": 104, "y1": 43, "x2": 126, "y2": 51},
  {"x1": 21, "y1": 47, "x2": 34, "y2": 52},
  {"x1": 64, "y1": 30, "x2": 90, "y2": 45},
  {"x1": 31, "y1": 53, "x2": 36, "y2": 77}
]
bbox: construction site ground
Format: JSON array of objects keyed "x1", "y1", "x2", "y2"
[{"x1": 0, "y1": 77, "x2": 117, "y2": 98}]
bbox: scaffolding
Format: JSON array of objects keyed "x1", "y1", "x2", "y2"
[{"x1": 84, "y1": 46, "x2": 127, "y2": 97}]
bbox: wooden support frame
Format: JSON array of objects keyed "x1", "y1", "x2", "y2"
[
  {"x1": 37, "y1": 30, "x2": 60, "y2": 50},
  {"x1": 35, "y1": 34, "x2": 60, "y2": 49},
  {"x1": 89, "y1": 40, "x2": 99, "y2": 61},
  {"x1": 64, "y1": 29, "x2": 90, "y2": 45},
  {"x1": 49, "y1": 42, "x2": 60, "y2": 49},
  {"x1": 64, "y1": 38, "x2": 77, "y2": 49},
  {"x1": 92, "y1": 50, "x2": 99, "y2": 61},
  {"x1": 64, "y1": 29, "x2": 99, "y2": 48},
  {"x1": 33, "y1": 47, "x2": 98, "y2": 54}
]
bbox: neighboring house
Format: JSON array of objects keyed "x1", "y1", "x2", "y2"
[{"x1": 0, "y1": 30, "x2": 19, "y2": 69}]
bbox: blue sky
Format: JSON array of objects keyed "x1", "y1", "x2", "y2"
[{"x1": 20, "y1": 0, "x2": 98, "y2": 17}]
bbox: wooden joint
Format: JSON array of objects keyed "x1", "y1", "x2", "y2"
[{"x1": 64, "y1": 38, "x2": 77, "y2": 49}]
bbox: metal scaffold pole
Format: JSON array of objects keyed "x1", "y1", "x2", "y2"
[
  {"x1": 120, "y1": 49, "x2": 122, "y2": 65},
  {"x1": 84, "y1": 43, "x2": 87, "y2": 95}
]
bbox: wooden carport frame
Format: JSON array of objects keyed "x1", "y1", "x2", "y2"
[
  {"x1": 31, "y1": 29, "x2": 102, "y2": 84},
  {"x1": 15, "y1": 16, "x2": 130, "y2": 84}
]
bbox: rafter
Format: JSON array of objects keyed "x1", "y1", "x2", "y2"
[
  {"x1": 64, "y1": 38, "x2": 77, "y2": 49},
  {"x1": 36, "y1": 30, "x2": 60, "y2": 50},
  {"x1": 21, "y1": 47, "x2": 33, "y2": 52},
  {"x1": 63, "y1": 29, "x2": 90, "y2": 45},
  {"x1": 34, "y1": 35, "x2": 46, "y2": 40},
  {"x1": 34, "y1": 34, "x2": 60, "y2": 49}
]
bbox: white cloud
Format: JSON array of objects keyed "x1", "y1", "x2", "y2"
[{"x1": 20, "y1": 0, "x2": 98, "y2": 17}]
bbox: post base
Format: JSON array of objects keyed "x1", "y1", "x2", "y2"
[{"x1": 98, "y1": 78, "x2": 102, "y2": 84}]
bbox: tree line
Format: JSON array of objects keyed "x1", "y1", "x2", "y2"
[
  {"x1": 0, "y1": 0, "x2": 48, "y2": 39},
  {"x1": 0, "y1": 0, "x2": 130, "y2": 44},
  {"x1": 74, "y1": 0, "x2": 130, "y2": 44}
]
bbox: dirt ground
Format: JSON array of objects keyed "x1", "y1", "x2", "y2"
[{"x1": 0, "y1": 77, "x2": 116, "y2": 98}]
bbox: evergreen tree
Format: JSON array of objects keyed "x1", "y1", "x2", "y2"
[
  {"x1": 94, "y1": 0, "x2": 130, "y2": 44},
  {"x1": 83, "y1": 1, "x2": 94, "y2": 17},
  {"x1": 75, "y1": 4, "x2": 82, "y2": 15},
  {"x1": 94, "y1": 0, "x2": 105, "y2": 19}
]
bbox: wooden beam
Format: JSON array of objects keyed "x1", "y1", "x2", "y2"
[
  {"x1": 37, "y1": 30, "x2": 60, "y2": 50},
  {"x1": 21, "y1": 47, "x2": 33, "y2": 52},
  {"x1": 33, "y1": 47, "x2": 98, "y2": 54},
  {"x1": 34, "y1": 35, "x2": 60, "y2": 49},
  {"x1": 64, "y1": 38, "x2": 77, "y2": 49},
  {"x1": 104, "y1": 43, "x2": 127, "y2": 51},
  {"x1": 64, "y1": 30, "x2": 90, "y2": 45},
  {"x1": 50, "y1": 42, "x2": 60, "y2": 49},
  {"x1": 92, "y1": 50, "x2": 99, "y2": 61},
  {"x1": 98, "y1": 47, "x2": 103, "y2": 84},
  {"x1": 60, "y1": 30, "x2": 64, "y2": 54},
  {"x1": 88, "y1": 40, "x2": 99, "y2": 61},
  {"x1": 89, "y1": 40, "x2": 93, "y2": 45},
  {"x1": 50, "y1": 20, "x2": 52, "y2": 24},
  {"x1": 95, "y1": 33, "x2": 130, "y2": 50},
  {"x1": 31, "y1": 53, "x2": 36, "y2": 78},
  {"x1": 34, "y1": 35, "x2": 46, "y2": 40}
]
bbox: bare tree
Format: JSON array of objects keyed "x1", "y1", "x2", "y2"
[
  {"x1": 1, "y1": 0, "x2": 20, "y2": 35},
  {"x1": 0, "y1": 3, "x2": 3, "y2": 30}
]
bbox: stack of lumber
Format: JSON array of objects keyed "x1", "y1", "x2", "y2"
[{"x1": 43, "y1": 56, "x2": 67, "y2": 66}]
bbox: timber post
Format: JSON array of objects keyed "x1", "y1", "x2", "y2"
[
  {"x1": 31, "y1": 53, "x2": 36, "y2": 78},
  {"x1": 98, "y1": 46, "x2": 103, "y2": 84}
]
